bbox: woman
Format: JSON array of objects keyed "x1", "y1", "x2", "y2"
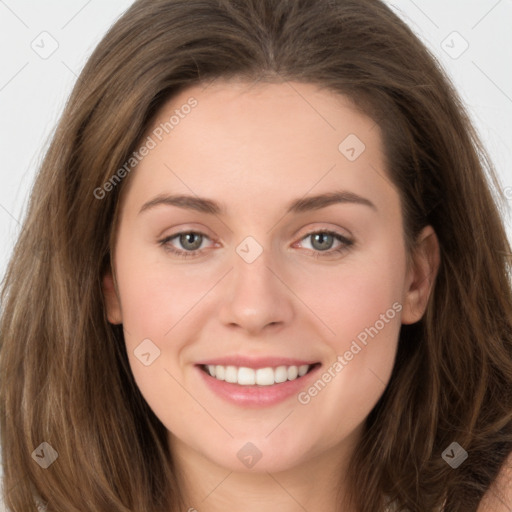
[{"x1": 1, "y1": 0, "x2": 511, "y2": 510}]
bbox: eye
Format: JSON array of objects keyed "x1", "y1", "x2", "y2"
[
  {"x1": 296, "y1": 230, "x2": 354, "y2": 258},
  {"x1": 159, "y1": 229, "x2": 354, "y2": 259},
  {"x1": 159, "y1": 231, "x2": 213, "y2": 258}
]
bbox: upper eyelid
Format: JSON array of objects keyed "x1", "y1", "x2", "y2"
[
  {"x1": 160, "y1": 221, "x2": 353, "y2": 239},
  {"x1": 299, "y1": 226, "x2": 353, "y2": 240}
]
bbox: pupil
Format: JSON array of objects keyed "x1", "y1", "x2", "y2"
[
  {"x1": 181, "y1": 233, "x2": 202, "y2": 250},
  {"x1": 313, "y1": 233, "x2": 332, "y2": 251}
]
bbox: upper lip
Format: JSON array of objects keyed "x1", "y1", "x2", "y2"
[{"x1": 195, "y1": 356, "x2": 319, "y2": 369}]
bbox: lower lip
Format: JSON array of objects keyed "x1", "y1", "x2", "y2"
[{"x1": 196, "y1": 364, "x2": 321, "y2": 407}]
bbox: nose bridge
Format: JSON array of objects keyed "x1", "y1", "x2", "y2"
[
  {"x1": 233, "y1": 241, "x2": 274, "y2": 294},
  {"x1": 218, "y1": 235, "x2": 294, "y2": 333}
]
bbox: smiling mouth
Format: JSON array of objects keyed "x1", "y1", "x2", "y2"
[{"x1": 199, "y1": 363, "x2": 321, "y2": 386}]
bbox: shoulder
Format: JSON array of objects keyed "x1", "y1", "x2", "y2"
[{"x1": 477, "y1": 452, "x2": 512, "y2": 512}]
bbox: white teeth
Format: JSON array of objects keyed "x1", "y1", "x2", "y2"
[
  {"x1": 255, "y1": 367, "x2": 274, "y2": 386},
  {"x1": 215, "y1": 365, "x2": 225, "y2": 380},
  {"x1": 238, "y1": 367, "x2": 256, "y2": 385},
  {"x1": 274, "y1": 366, "x2": 288, "y2": 383},
  {"x1": 287, "y1": 366, "x2": 298, "y2": 380},
  {"x1": 206, "y1": 364, "x2": 313, "y2": 386},
  {"x1": 225, "y1": 365, "x2": 237, "y2": 383},
  {"x1": 298, "y1": 364, "x2": 309, "y2": 377}
]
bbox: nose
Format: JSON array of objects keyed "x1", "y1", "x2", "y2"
[{"x1": 217, "y1": 245, "x2": 295, "y2": 336}]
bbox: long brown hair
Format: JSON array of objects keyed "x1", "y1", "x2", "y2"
[{"x1": 1, "y1": 0, "x2": 511, "y2": 510}]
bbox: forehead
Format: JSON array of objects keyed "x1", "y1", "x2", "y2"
[
  {"x1": 157, "y1": 79, "x2": 377, "y2": 145},
  {"x1": 119, "y1": 80, "x2": 395, "y2": 219}
]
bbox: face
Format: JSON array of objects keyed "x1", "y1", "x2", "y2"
[{"x1": 103, "y1": 80, "x2": 438, "y2": 475}]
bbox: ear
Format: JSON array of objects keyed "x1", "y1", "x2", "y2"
[
  {"x1": 401, "y1": 225, "x2": 440, "y2": 325},
  {"x1": 102, "y1": 270, "x2": 123, "y2": 324}
]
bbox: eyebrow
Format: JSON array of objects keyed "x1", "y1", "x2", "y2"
[{"x1": 138, "y1": 190, "x2": 377, "y2": 216}]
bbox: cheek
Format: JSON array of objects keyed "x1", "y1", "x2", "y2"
[
  {"x1": 114, "y1": 236, "x2": 210, "y2": 340},
  {"x1": 113, "y1": 248, "x2": 204, "y2": 419},
  {"x1": 289, "y1": 241, "x2": 405, "y2": 422},
  {"x1": 291, "y1": 241, "x2": 406, "y2": 353}
]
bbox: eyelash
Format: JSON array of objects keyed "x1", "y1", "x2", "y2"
[{"x1": 158, "y1": 229, "x2": 354, "y2": 259}]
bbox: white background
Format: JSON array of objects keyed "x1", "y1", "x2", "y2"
[{"x1": 0, "y1": 0, "x2": 511, "y2": 505}]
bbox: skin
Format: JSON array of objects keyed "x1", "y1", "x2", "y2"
[{"x1": 103, "y1": 80, "x2": 440, "y2": 511}]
